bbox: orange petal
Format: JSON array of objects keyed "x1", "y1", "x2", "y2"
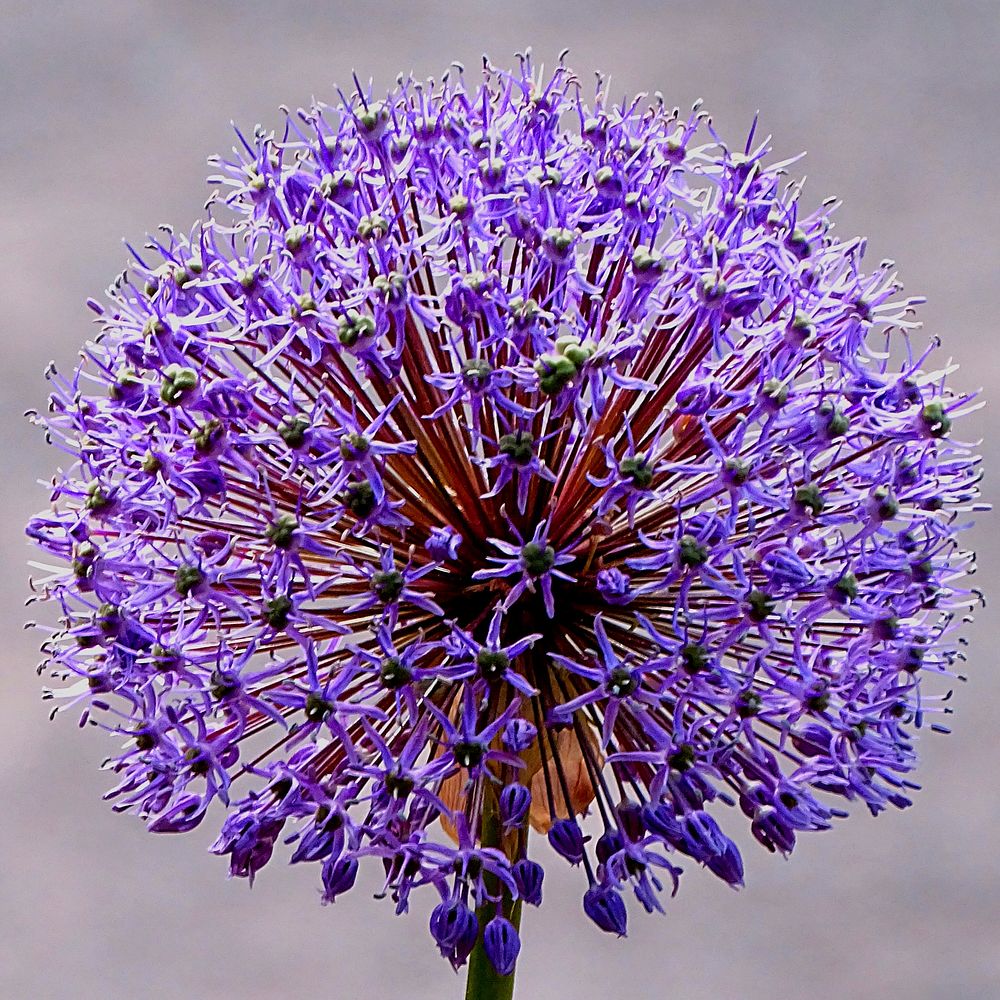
[
  {"x1": 529, "y1": 726, "x2": 601, "y2": 833},
  {"x1": 437, "y1": 767, "x2": 467, "y2": 845}
]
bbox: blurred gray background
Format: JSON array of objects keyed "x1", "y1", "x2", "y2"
[{"x1": 2, "y1": 2, "x2": 998, "y2": 998}]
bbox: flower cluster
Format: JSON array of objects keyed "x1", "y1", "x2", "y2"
[{"x1": 27, "y1": 54, "x2": 982, "y2": 972}]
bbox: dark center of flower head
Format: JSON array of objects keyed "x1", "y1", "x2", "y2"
[
  {"x1": 619, "y1": 456, "x2": 653, "y2": 489},
  {"x1": 476, "y1": 648, "x2": 510, "y2": 681},
  {"x1": 84, "y1": 482, "x2": 112, "y2": 512},
  {"x1": 379, "y1": 656, "x2": 412, "y2": 689},
  {"x1": 278, "y1": 414, "x2": 310, "y2": 448},
  {"x1": 264, "y1": 594, "x2": 293, "y2": 629},
  {"x1": 338, "y1": 311, "x2": 375, "y2": 347},
  {"x1": 736, "y1": 690, "x2": 762, "y2": 718},
  {"x1": 520, "y1": 542, "x2": 555, "y2": 577},
  {"x1": 607, "y1": 667, "x2": 637, "y2": 698},
  {"x1": 678, "y1": 534, "x2": 708, "y2": 567},
  {"x1": 372, "y1": 570, "x2": 404, "y2": 603},
  {"x1": 668, "y1": 743, "x2": 696, "y2": 771},
  {"x1": 384, "y1": 770, "x2": 414, "y2": 799},
  {"x1": 159, "y1": 364, "x2": 198, "y2": 406},
  {"x1": 184, "y1": 746, "x2": 211, "y2": 775},
  {"x1": 680, "y1": 643, "x2": 709, "y2": 675},
  {"x1": 133, "y1": 728, "x2": 156, "y2": 751},
  {"x1": 210, "y1": 669, "x2": 240, "y2": 701},
  {"x1": 793, "y1": 484, "x2": 824, "y2": 516},
  {"x1": 462, "y1": 358, "x2": 492, "y2": 388},
  {"x1": 191, "y1": 418, "x2": 224, "y2": 454},
  {"x1": 150, "y1": 643, "x2": 179, "y2": 672},
  {"x1": 345, "y1": 480, "x2": 377, "y2": 518},
  {"x1": 921, "y1": 401, "x2": 951, "y2": 438},
  {"x1": 746, "y1": 590, "x2": 775, "y2": 622},
  {"x1": 340, "y1": 432, "x2": 370, "y2": 460},
  {"x1": 305, "y1": 692, "x2": 334, "y2": 722},
  {"x1": 452, "y1": 740, "x2": 485, "y2": 769},
  {"x1": 29, "y1": 55, "x2": 979, "y2": 976},
  {"x1": 174, "y1": 563, "x2": 204, "y2": 596},
  {"x1": 266, "y1": 514, "x2": 298, "y2": 549},
  {"x1": 498, "y1": 431, "x2": 534, "y2": 466}
]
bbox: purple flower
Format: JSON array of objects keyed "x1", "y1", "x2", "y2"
[
  {"x1": 442, "y1": 610, "x2": 541, "y2": 696},
  {"x1": 321, "y1": 853, "x2": 359, "y2": 904},
  {"x1": 472, "y1": 519, "x2": 575, "y2": 618},
  {"x1": 425, "y1": 525, "x2": 463, "y2": 563},
  {"x1": 209, "y1": 797, "x2": 285, "y2": 884},
  {"x1": 596, "y1": 567, "x2": 634, "y2": 606},
  {"x1": 583, "y1": 885, "x2": 629, "y2": 937},
  {"x1": 483, "y1": 916, "x2": 521, "y2": 976},
  {"x1": 27, "y1": 53, "x2": 983, "y2": 976},
  {"x1": 512, "y1": 858, "x2": 544, "y2": 906},
  {"x1": 499, "y1": 783, "x2": 532, "y2": 831},
  {"x1": 430, "y1": 899, "x2": 479, "y2": 970},
  {"x1": 502, "y1": 718, "x2": 537, "y2": 753},
  {"x1": 548, "y1": 819, "x2": 587, "y2": 865}
]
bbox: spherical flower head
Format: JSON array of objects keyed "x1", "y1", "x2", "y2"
[{"x1": 26, "y1": 51, "x2": 984, "y2": 973}]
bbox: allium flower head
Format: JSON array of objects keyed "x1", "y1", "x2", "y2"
[{"x1": 27, "y1": 53, "x2": 983, "y2": 972}]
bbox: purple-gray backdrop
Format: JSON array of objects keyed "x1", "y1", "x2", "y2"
[{"x1": 3, "y1": 2, "x2": 997, "y2": 998}]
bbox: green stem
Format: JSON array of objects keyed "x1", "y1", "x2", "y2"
[{"x1": 464, "y1": 790, "x2": 525, "y2": 1000}]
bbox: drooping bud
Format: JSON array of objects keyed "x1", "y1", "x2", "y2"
[
  {"x1": 641, "y1": 803, "x2": 683, "y2": 845},
  {"x1": 429, "y1": 899, "x2": 478, "y2": 967},
  {"x1": 499, "y1": 783, "x2": 531, "y2": 830},
  {"x1": 483, "y1": 916, "x2": 521, "y2": 976},
  {"x1": 502, "y1": 718, "x2": 537, "y2": 753},
  {"x1": 547, "y1": 818, "x2": 586, "y2": 864},
  {"x1": 426, "y1": 525, "x2": 462, "y2": 562},
  {"x1": 583, "y1": 885, "x2": 628, "y2": 936},
  {"x1": 512, "y1": 858, "x2": 544, "y2": 905},
  {"x1": 321, "y1": 854, "x2": 359, "y2": 903},
  {"x1": 596, "y1": 567, "x2": 633, "y2": 606}
]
